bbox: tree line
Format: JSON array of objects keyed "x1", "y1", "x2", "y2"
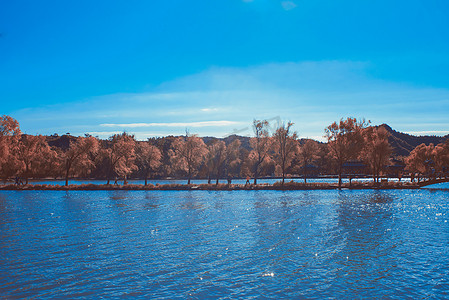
[{"x1": 0, "y1": 115, "x2": 448, "y2": 187}]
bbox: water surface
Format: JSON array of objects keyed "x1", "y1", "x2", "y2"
[{"x1": 1, "y1": 190, "x2": 448, "y2": 298}]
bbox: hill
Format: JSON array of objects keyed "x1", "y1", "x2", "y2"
[
  {"x1": 378, "y1": 124, "x2": 448, "y2": 157},
  {"x1": 43, "y1": 125, "x2": 448, "y2": 158}
]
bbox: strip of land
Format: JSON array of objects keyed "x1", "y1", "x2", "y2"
[{"x1": 0, "y1": 182, "x2": 426, "y2": 191}]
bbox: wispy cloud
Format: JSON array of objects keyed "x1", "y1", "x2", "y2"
[
  {"x1": 100, "y1": 121, "x2": 241, "y2": 128},
  {"x1": 281, "y1": 1, "x2": 297, "y2": 11},
  {"x1": 200, "y1": 108, "x2": 220, "y2": 112},
  {"x1": 11, "y1": 60, "x2": 449, "y2": 140}
]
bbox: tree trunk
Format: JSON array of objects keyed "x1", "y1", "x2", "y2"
[
  {"x1": 25, "y1": 165, "x2": 29, "y2": 185},
  {"x1": 304, "y1": 166, "x2": 307, "y2": 184},
  {"x1": 303, "y1": 159, "x2": 307, "y2": 184},
  {"x1": 187, "y1": 166, "x2": 191, "y2": 185},
  {"x1": 145, "y1": 176, "x2": 148, "y2": 186},
  {"x1": 281, "y1": 160, "x2": 285, "y2": 185},
  {"x1": 338, "y1": 165, "x2": 342, "y2": 187},
  {"x1": 65, "y1": 163, "x2": 70, "y2": 186}
]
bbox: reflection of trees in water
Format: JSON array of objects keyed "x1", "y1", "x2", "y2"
[
  {"x1": 334, "y1": 190, "x2": 396, "y2": 294},
  {"x1": 337, "y1": 191, "x2": 395, "y2": 238},
  {"x1": 174, "y1": 191, "x2": 217, "y2": 257}
]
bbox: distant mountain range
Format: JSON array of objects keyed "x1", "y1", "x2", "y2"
[
  {"x1": 378, "y1": 124, "x2": 448, "y2": 157},
  {"x1": 206, "y1": 124, "x2": 449, "y2": 157},
  {"x1": 46, "y1": 124, "x2": 448, "y2": 158}
]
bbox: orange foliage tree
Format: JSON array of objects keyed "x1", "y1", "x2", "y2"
[
  {"x1": 360, "y1": 126, "x2": 392, "y2": 183},
  {"x1": 135, "y1": 141, "x2": 162, "y2": 185},
  {"x1": 325, "y1": 117, "x2": 369, "y2": 187},
  {"x1": 273, "y1": 122, "x2": 298, "y2": 184},
  {"x1": 169, "y1": 133, "x2": 207, "y2": 184},
  {"x1": 61, "y1": 136, "x2": 99, "y2": 186},
  {"x1": 15, "y1": 135, "x2": 55, "y2": 184},
  {"x1": 298, "y1": 139, "x2": 319, "y2": 183},
  {"x1": 225, "y1": 139, "x2": 241, "y2": 181},
  {"x1": 0, "y1": 116, "x2": 21, "y2": 181},
  {"x1": 204, "y1": 140, "x2": 226, "y2": 184},
  {"x1": 101, "y1": 132, "x2": 137, "y2": 184},
  {"x1": 432, "y1": 141, "x2": 449, "y2": 177},
  {"x1": 248, "y1": 120, "x2": 272, "y2": 184},
  {"x1": 405, "y1": 143, "x2": 435, "y2": 181}
]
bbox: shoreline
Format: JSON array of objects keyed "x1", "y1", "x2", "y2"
[{"x1": 0, "y1": 182, "x2": 428, "y2": 191}]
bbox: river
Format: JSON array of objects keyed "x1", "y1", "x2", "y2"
[{"x1": 1, "y1": 189, "x2": 448, "y2": 298}]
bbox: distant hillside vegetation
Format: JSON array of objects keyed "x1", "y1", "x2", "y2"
[
  {"x1": 44, "y1": 125, "x2": 448, "y2": 158},
  {"x1": 378, "y1": 124, "x2": 448, "y2": 157}
]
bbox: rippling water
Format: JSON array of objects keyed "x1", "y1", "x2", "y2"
[{"x1": 1, "y1": 190, "x2": 448, "y2": 298}]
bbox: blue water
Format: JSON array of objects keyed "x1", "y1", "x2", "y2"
[{"x1": 1, "y1": 190, "x2": 448, "y2": 298}]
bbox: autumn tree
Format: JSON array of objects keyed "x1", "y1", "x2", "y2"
[
  {"x1": 249, "y1": 120, "x2": 271, "y2": 184},
  {"x1": 169, "y1": 133, "x2": 207, "y2": 184},
  {"x1": 312, "y1": 143, "x2": 330, "y2": 175},
  {"x1": 32, "y1": 146, "x2": 59, "y2": 179},
  {"x1": 61, "y1": 136, "x2": 99, "y2": 186},
  {"x1": 360, "y1": 126, "x2": 392, "y2": 183},
  {"x1": 151, "y1": 136, "x2": 176, "y2": 178},
  {"x1": 101, "y1": 132, "x2": 137, "y2": 184},
  {"x1": 325, "y1": 117, "x2": 369, "y2": 187},
  {"x1": 0, "y1": 116, "x2": 21, "y2": 181},
  {"x1": 15, "y1": 135, "x2": 55, "y2": 184},
  {"x1": 204, "y1": 139, "x2": 241, "y2": 185},
  {"x1": 273, "y1": 122, "x2": 298, "y2": 184},
  {"x1": 203, "y1": 140, "x2": 224, "y2": 184},
  {"x1": 298, "y1": 139, "x2": 319, "y2": 183},
  {"x1": 433, "y1": 141, "x2": 449, "y2": 177},
  {"x1": 224, "y1": 139, "x2": 241, "y2": 180},
  {"x1": 406, "y1": 143, "x2": 435, "y2": 181},
  {"x1": 202, "y1": 150, "x2": 214, "y2": 184},
  {"x1": 211, "y1": 140, "x2": 227, "y2": 184},
  {"x1": 135, "y1": 141, "x2": 162, "y2": 185}
]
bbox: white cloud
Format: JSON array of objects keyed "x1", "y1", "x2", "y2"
[
  {"x1": 200, "y1": 108, "x2": 219, "y2": 112},
  {"x1": 281, "y1": 1, "x2": 297, "y2": 11},
  {"x1": 11, "y1": 60, "x2": 449, "y2": 140},
  {"x1": 100, "y1": 121, "x2": 241, "y2": 128}
]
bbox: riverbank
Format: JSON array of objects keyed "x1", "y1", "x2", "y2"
[{"x1": 0, "y1": 181, "x2": 423, "y2": 191}]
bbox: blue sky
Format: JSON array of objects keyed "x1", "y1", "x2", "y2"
[{"x1": 1, "y1": 0, "x2": 449, "y2": 140}]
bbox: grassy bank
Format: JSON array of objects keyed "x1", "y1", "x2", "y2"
[{"x1": 0, "y1": 181, "x2": 421, "y2": 191}]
